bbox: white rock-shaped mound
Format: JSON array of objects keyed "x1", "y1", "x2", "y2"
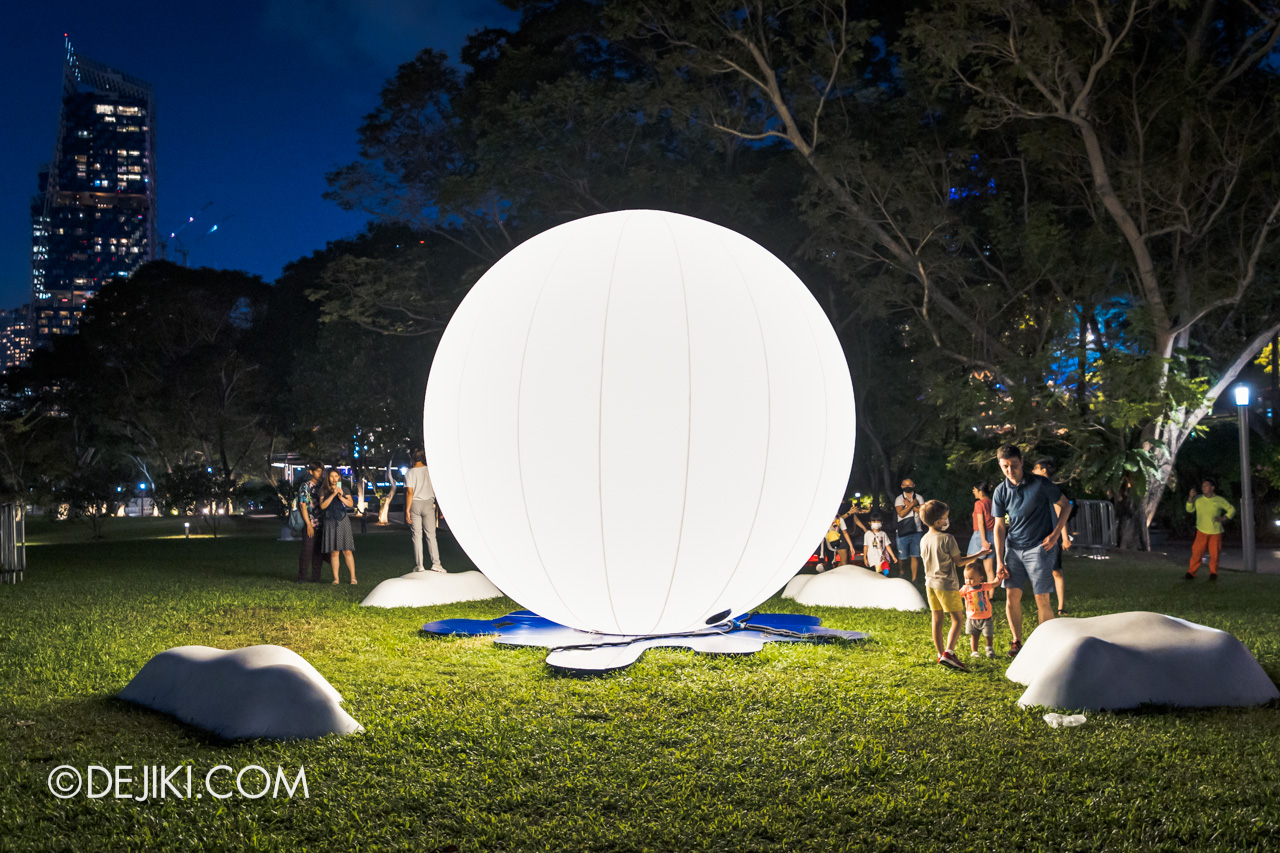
[
  {"x1": 359, "y1": 570, "x2": 504, "y2": 608},
  {"x1": 1007, "y1": 612, "x2": 1280, "y2": 711},
  {"x1": 119, "y1": 645, "x2": 363, "y2": 740},
  {"x1": 781, "y1": 566, "x2": 926, "y2": 611}
]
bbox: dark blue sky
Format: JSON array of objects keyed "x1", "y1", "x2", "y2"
[{"x1": 1, "y1": 0, "x2": 520, "y2": 308}]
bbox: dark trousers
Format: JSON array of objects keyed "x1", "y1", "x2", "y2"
[{"x1": 298, "y1": 530, "x2": 324, "y2": 581}]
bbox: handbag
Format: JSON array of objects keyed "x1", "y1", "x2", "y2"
[{"x1": 288, "y1": 507, "x2": 306, "y2": 532}]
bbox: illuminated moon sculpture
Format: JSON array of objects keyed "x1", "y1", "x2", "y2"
[{"x1": 423, "y1": 210, "x2": 855, "y2": 635}]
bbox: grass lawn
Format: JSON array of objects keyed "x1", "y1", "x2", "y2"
[{"x1": 2, "y1": 516, "x2": 1278, "y2": 852}]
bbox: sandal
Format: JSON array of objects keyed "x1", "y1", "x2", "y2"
[{"x1": 1057, "y1": 609, "x2": 1068, "y2": 616}]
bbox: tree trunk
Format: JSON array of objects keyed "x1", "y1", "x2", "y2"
[{"x1": 378, "y1": 459, "x2": 397, "y2": 524}]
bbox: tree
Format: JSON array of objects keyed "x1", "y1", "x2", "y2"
[
  {"x1": 54, "y1": 455, "x2": 135, "y2": 541},
  {"x1": 71, "y1": 262, "x2": 276, "y2": 486},
  {"x1": 156, "y1": 464, "x2": 238, "y2": 537},
  {"x1": 268, "y1": 227, "x2": 447, "y2": 521},
  {"x1": 908, "y1": 0, "x2": 1280, "y2": 545},
  {"x1": 607, "y1": 1, "x2": 1077, "y2": 498}
]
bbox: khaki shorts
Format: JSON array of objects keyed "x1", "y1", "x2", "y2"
[{"x1": 927, "y1": 587, "x2": 964, "y2": 612}]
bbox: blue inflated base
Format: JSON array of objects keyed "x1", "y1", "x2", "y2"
[{"x1": 421, "y1": 611, "x2": 867, "y2": 674}]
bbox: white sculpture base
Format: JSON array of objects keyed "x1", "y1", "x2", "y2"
[
  {"x1": 118, "y1": 645, "x2": 363, "y2": 740},
  {"x1": 1007, "y1": 611, "x2": 1279, "y2": 711},
  {"x1": 359, "y1": 570, "x2": 504, "y2": 609},
  {"x1": 782, "y1": 566, "x2": 926, "y2": 611}
]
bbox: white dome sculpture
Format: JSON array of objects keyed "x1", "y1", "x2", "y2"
[
  {"x1": 118, "y1": 645, "x2": 363, "y2": 740},
  {"x1": 782, "y1": 566, "x2": 927, "y2": 611},
  {"x1": 359, "y1": 570, "x2": 504, "y2": 608},
  {"x1": 423, "y1": 210, "x2": 856, "y2": 635},
  {"x1": 1006, "y1": 612, "x2": 1280, "y2": 710}
]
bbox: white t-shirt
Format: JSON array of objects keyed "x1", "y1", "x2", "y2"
[
  {"x1": 894, "y1": 493, "x2": 926, "y2": 534},
  {"x1": 405, "y1": 465, "x2": 435, "y2": 502},
  {"x1": 863, "y1": 530, "x2": 891, "y2": 567}
]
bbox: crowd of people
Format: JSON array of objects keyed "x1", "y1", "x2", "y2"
[
  {"x1": 291, "y1": 449, "x2": 445, "y2": 586},
  {"x1": 818, "y1": 443, "x2": 1241, "y2": 672},
  {"x1": 291, "y1": 442, "x2": 1236, "y2": 669},
  {"x1": 814, "y1": 444, "x2": 1077, "y2": 671}
]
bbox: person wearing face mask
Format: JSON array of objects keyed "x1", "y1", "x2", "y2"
[
  {"x1": 894, "y1": 479, "x2": 927, "y2": 581},
  {"x1": 862, "y1": 512, "x2": 898, "y2": 575}
]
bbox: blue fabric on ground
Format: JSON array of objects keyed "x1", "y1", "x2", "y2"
[{"x1": 421, "y1": 611, "x2": 866, "y2": 673}]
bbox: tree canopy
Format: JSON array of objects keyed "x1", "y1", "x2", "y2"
[{"x1": 11, "y1": 0, "x2": 1278, "y2": 543}]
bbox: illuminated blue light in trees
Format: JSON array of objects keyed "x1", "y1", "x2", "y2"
[{"x1": 1047, "y1": 297, "x2": 1138, "y2": 387}]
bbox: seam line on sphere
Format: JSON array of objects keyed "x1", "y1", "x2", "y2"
[
  {"x1": 596, "y1": 211, "x2": 633, "y2": 635},
  {"x1": 514, "y1": 228, "x2": 591, "y2": 627},
  {"x1": 740, "y1": 255, "x2": 840, "y2": 609},
  {"x1": 701, "y1": 226, "x2": 772, "y2": 620},
  {"x1": 644, "y1": 213, "x2": 694, "y2": 635}
]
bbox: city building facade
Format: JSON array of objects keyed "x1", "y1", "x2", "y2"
[
  {"x1": 0, "y1": 305, "x2": 32, "y2": 373},
  {"x1": 29, "y1": 39, "x2": 156, "y2": 347}
]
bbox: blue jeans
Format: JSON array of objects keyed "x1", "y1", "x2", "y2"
[{"x1": 897, "y1": 531, "x2": 923, "y2": 558}]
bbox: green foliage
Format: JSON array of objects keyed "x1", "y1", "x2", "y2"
[
  {"x1": 45, "y1": 456, "x2": 135, "y2": 541},
  {"x1": 239, "y1": 480, "x2": 290, "y2": 519},
  {"x1": 156, "y1": 464, "x2": 238, "y2": 537},
  {"x1": 53, "y1": 262, "x2": 276, "y2": 480}
]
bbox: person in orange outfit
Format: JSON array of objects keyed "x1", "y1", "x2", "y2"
[
  {"x1": 960, "y1": 564, "x2": 1001, "y2": 658},
  {"x1": 1185, "y1": 478, "x2": 1235, "y2": 581}
]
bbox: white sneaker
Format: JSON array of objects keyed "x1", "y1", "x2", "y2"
[
  {"x1": 430, "y1": 565, "x2": 446, "y2": 573},
  {"x1": 412, "y1": 567, "x2": 426, "y2": 573},
  {"x1": 985, "y1": 648, "x2": 994, "y2": 658},
  {"x1": 969, "y1": 651, "x2": 980, "y2": 658}
]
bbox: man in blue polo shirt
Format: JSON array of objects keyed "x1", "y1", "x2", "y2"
[{"x1": 992, "y1": 444, "x2": 1072, "y2": 657}]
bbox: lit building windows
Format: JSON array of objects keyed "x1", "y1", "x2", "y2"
[{"x1": 29, "y1": 47, "x2": 154, "y2": 348}]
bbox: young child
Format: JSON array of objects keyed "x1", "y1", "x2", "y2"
[
  {"x1": 960, "y1": 564, "x2": 1000, "y2": 658},
  {"x1": 862, "y1": 513, "x2": 897, "y2": 576},
  {"x1": 920, "y1": 499, "x2": 991, "y2": 671}
]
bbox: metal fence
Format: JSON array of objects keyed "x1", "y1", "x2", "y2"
[
  {"x1": 1068, "y1": 499, "x2": 1116, "y2": 559},
  {"x1": 1, "y1": 503, "x2": 25, "y2": 584}
]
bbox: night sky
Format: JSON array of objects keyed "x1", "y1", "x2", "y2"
[{"x1": 1, "y1": 0, "x2": 520, "y2": 309}]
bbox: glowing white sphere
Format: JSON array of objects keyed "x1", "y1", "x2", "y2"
[{"x1": 423, "y1": 210, "x2": 855, "y2": 634}]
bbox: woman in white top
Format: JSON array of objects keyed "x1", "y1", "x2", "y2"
[{"x1": 404, "y1": 449, "x2": 445, "y2": 573}]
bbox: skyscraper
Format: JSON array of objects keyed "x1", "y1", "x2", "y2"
[{"x1": 30, "y1": 39, "x2": 156, "y2": 346}]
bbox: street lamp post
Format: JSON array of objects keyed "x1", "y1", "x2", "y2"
[{"x1": 1234, "y1": 385, "x2": 1257, "y2": 573}]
